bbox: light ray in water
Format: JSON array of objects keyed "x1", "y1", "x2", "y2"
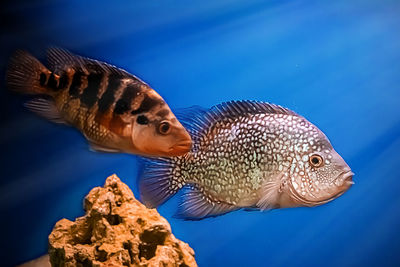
[{"x1": 1, "y1": 0, "x2": 400, "y2": 266}]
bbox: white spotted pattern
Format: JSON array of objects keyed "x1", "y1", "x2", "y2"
[{"x1": 169, "y1": 108, "x2": 352, "y2": 209}]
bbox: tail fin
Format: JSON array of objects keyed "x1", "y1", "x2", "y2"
[
  {"x1": 137, "y1": 156, "x2": 184, "y2": 208},
  {"x1": 6, "y1": 50, "x2": 50, "y2": 95}
]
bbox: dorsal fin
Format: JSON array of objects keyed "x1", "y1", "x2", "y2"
[
  {"x1": 176, "y1": 101, "x2": 299, "y2": 141},
  {"x1": 210, "y1": 100, "x2": 298, "y2": 119},
  {"x1": 174, "y1": 105, "x2": 209, "y2": 146},
  {"x1": 46, "y1": 47, "x2": 147, "y2": 84}
]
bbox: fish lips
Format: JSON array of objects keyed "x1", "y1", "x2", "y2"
[
  {"x1": 336, "y1": 170, "x2": 355, "y2": 188},
  {"x1": 288, "y1": 170, "x2": 354, "y2": 206},
  {"x1": 168, "y1": 140, "x2": 192, "y2": 156}
]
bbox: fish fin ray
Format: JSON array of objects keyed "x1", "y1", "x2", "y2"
[
  {"x1": 137, "y1": 157, "x2": 183, "y2": 208},
  {"x1": 211, "y1": 100, "x2": 298, "y2": 121},
  {"x1": 257, "y1": 174, "x2": 286, "y2": 210},
  {"x1": 46, "y1": 47, "x2": 79, "y2": 71},
  {"x1": 175, "y1": 101, "x2": 299, "y2": 141},
  {"x1": 174, "y1": 185, "x2": 238, "y2": 220},
  {"x1": 46, "y1": 47, "x2": 147, "y2": 84},
  {"x1": 174, "y1": 106, "x2": 209, "y2": 145},
  {"x1": 24, "y1": 98, "x2": 67, "y2": 124},
  {"x1": 6, "y1": 50, "x2": 49, "y2": 95}
]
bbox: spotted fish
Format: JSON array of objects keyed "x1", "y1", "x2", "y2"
[
  {"x1": 138, "y1": 100, "x2": 354, "y2": 220},
  {"x1": 6, "y1": 48, "x2": 191, "y2": 156}
]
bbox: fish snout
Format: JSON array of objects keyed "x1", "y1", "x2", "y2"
[
  {"x1": 339, "y1": 170, "x2": 354, "y2": 188},
  {"x1": 169, "y1": 139, "x2": 192, "y2": 156},
  {"x1": 168, "y1": 127, "x2": 192, "y2": 156}
]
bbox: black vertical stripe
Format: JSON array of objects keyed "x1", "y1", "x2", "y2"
[
  {"x1": 80, "y1": 72, "x2": 103, "y2": 108},
  {"x1": 98, "y1": 74, "x2": 120, "y2": 113},
  {"x1": 130, "y1": 94, "x2": 161, "y2": 115},
  {"x1": 47, "y1": 73, "x2": 58, "y2": 89},
  {"x1": 58, "y1": 73, "x2": 69, "y2": 90},
  {"x1": 69, "y1": 70, "x2": 84, "y2": 98},
  {"x1": 114, "y1": 83, "x2": 141, "y2": 115},
  {"x1": 39, "y1": 73, "x2": 47, "y2": 86}
]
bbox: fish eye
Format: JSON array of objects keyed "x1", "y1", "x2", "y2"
[
  {"x1": 158, "y1": 121, "x2": 171, "y2": 135},
  {"x1": 310, "y1": 154, "x2": 323, "y2": 167},
  {"x1": 136, "y1": 115, "x2": 149, "y2": 125}
]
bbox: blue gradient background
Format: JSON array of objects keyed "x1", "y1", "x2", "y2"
[{"x1": 1, "y1": 0, "x2": 400, "y2": 266}]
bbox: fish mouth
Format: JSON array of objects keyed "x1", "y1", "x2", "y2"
[
  {"x1": 168, "y1": 140, "x2": 192, "y2": 156},
  {"x1": 288, "y1": 170, "x2": 355, "y2": 206},
  {"x1": 337, "y1": 170, "x2": 355, "y2": 187}
]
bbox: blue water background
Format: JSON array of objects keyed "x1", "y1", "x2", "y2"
[{"x1": 1, "y1": 0, "x2": 400, "y2": 266}]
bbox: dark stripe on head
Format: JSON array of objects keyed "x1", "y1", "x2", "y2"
[
  {"x1": 39, "y1": 73, "x2": 47, "y2": 86},
  {"x1": 47, "y1": 73, "x2": 58, "y2": 90},
  {"x1": 69, "y1": 71, "x2": 84, "y2": 98},
  {"x1": 98, "y1": 74, "x2": 120, "y2": 113},
  {"x1": 80, "y1": 72, "x2": 103, "y2": 108},
  {"x1": 58, "y1": 73, "x2": 69, "y2": 90},
  {"x1": 156, "y1": 109, "x2": 170, "y2": 117},
  {"x1": 114, "y1": 83, "x2": 141, "y2": 115},
  {"x1": 130, "y1": 94, "x2": 161, "y2": 115}
]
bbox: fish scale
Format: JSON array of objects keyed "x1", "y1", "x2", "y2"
[
  {"x1": 6, "y1": 48, "x2": 192, "y2": 156},
  {"x1": 188, "y1": 117, "x2": 272, "y2": 203},
  {"x1": 138, "y1": 100, "x2": 353, "y2": 220},
  {"x1": 46, "y1": 52, "x2": 152, "y2": 142}
]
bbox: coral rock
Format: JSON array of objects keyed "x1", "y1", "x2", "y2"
[{"x1": 48, "y1": 174, "x2": 197, "y2": 267}]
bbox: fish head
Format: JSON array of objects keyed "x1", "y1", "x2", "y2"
[
  {"x1": 131, "y1": 110, "x2": 192, "y2": 157},
  {"x1": 284, "y1": 122, "x2": 353, "y2": 207}
]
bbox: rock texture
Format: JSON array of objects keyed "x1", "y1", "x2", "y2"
[{"x1": 48, "y1": 174, "x2": 197, "y2": 267}]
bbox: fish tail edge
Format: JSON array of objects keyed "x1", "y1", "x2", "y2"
[
  {"x1": 6, "y1": 50, "x2": 50, "y2": 95},
  {"x1": 137, "y1": 156, "x2": 183, "y2": 208}
]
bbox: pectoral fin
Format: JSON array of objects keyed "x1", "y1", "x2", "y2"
[{"x1": 257, "y1": 174, "x2": 286, "y2": 210}]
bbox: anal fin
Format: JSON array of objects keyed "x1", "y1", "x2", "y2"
[
  {"x1": 174, "y1": 185, "x2": 238, "y2": 220},
  {"x1": 25, "y1": 98, "x2": 67, "y2": 124}
]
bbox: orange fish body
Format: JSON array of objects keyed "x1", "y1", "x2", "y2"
[{"x1": 6, "y1": 48, "x2": 191, "y2": 157}]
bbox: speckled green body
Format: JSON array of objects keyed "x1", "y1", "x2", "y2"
[
  {"x1": 173, "y1": 113, "x2": 319, "y2": 206},
  {"x1": 139, "y1": 101, "x2": 353, "y2": 219}
]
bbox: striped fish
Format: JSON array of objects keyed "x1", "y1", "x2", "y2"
[{"x1": 6, "y1": 48, "x2": 191, "y2": 157}]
